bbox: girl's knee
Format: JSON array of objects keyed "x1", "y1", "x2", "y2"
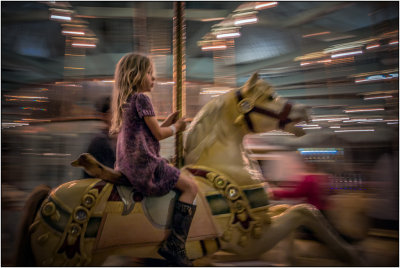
[
  {"x1": 190, "y1": 180, "x2": 198, "y2": 196},
  {"x1": 179, "y1": 173, "x2": 198, "y2": 196}
]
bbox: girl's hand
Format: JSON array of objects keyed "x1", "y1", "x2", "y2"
[
  {"x1": 174, "y1": 117, "x2": 187, "y2": 132},
  {"x1": 161, "y1": 111, "x2": 179, "y2": 127}
]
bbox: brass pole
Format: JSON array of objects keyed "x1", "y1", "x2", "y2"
[{"x1": 173, "y1": 1, "x2": 186, "y2": 168}]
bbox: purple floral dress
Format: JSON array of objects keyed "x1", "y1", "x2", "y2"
[{"x1": 115, "y1": 92, "x2": 180, "y2": 196}]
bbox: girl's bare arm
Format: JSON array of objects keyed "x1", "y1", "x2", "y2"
[
  {"x1": 144, "y1": 115, "x2": 186, "y2": 141},
  {"x1": 144, "y1": 116, "x2": 173, "y2": 140},
  {"x1": 160, "y1": 111, "x2": 179, "y2": 127}
]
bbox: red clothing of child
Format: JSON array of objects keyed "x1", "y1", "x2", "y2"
[{"x1": 272, "y1": 173, "x2": 330, "y2": 210}]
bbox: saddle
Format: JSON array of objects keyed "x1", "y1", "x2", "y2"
[{"x1": 71, "y1": 154, "x2": 220, "y2": 249}]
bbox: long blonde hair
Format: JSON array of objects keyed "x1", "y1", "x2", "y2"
[{"x1": 109, "y1": 53, "x2": 152, "y2": 134}]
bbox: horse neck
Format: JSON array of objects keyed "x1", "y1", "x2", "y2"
[{"x1": 192, "y1": 92, "x2": 264, "y2": 185}]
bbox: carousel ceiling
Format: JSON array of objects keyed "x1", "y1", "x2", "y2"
[{"x1": 2, "y1": 1, "x2": 399, "y2": 143}]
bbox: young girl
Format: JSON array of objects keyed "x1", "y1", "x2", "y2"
[{"x1": 109, "y1": 53, "x2": 198, "y2": 266}]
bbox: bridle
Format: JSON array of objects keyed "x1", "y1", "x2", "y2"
[{"x1": 235, "y1": 90, "x2": 293, "y2": 132}]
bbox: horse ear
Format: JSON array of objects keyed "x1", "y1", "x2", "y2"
[{"x1": 243, "y1": 72, "x2": 259, "y2": 94}]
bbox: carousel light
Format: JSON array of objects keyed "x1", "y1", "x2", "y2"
[
  {"x1": 200, "y1": 87, "x2": 231, "y2": 95},
  {"x1": 303, "y1": 126, "x2": 322, "y2": 130},
  {"x1": 355, "y1": 73, "x2": 398, "y2": 83},
  {"x1": 21, "y1": 118, "x2": 51, "y2": 122},
  {"x1": 260, "y1": 130, "x2": 294, "y2": 136},
  {"x1": 20, "y1": 107, "x2": 47, "y2": 111},
  {"x1": 311, "y1": 117, "x2": 349, "y2": 122},
  {"x1": 2, "y1": 122, "x2": 29, "y2": 129},
  {"x1": 72, "y1": 43, "x2": 96, "y2": 47},
  {"x1": 216, "y1": 32, "x2": 241, "y2": 39},
  {"x1": 296, "y1": 123, "x2": 320, "y2": 127},
  {"x1": 343, "y1": 118, "x2": 383, "y2": 123},
  {"x1": 366, "y1": 44, "x2": 380, "y2": 49},
  {"x1": 302, "y1": 31, "x2": 331, "y2": 38},
  {"x1": 254, "y1": 2, "x2": 278, "y2": 10},
  {"x1": 300, "y1": 58, "x2": 332, "y2": 66},
  {"x1": 317, "y1": 59, "x2": 332, "y2": 63},
  {"x1": 331, "y1": 50, "x2": 362, "y2": 58},
  {"x1": 158, "y1": 81, "x2": 175, "y2": 85},
  {"x1": 334, "y1": 129, "x2": 374, "y2": 133},
  {"x1": 300, "y1": 62, "x2": 312, "y2": 66},
  {"x1": 201, "y1": 17, "x2": 225, "y2": 22},
  {"x1": 4, "y1": 95, "x2": 48, "y2": 100},
  {"x1": 389, "y1": 40, "x2": 399, "y2": 45},
  {"x1": 50, "y1": 15, "x2": 71, "y2": 21},
  {"x1": 344, "y1": 108, "x2": 384, "y2": 113},
  {"x1": 62, "y1": 30, "x2": 85, "y2": 35},
  {"x1": 64, "y1": 67, "x2": 85, "y2": 70},
  {"x1": 300, "y1": 150, "x2": 338, "y2": 154},
  {"x1": 363, "y1": 95, "x2": 392, "y2": 100},
  {"x1": 234, "y1": 17, "x2": 258, "y2": 26},
  {"x1": 201, "y1": 45, "x2": 227, "y2": 51}
]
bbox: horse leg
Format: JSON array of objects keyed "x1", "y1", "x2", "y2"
[
  {"x1": 268, "y1": 204, "x2": 362, "y2": 265},
  {"x1": 14, "y1": 185, "x2": 51, "y2": 266}
]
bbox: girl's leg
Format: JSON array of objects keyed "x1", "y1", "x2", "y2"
[
  {"x1": 175, "y1": 172, "x2": 198, "y2": 204},
  {"x1": 158, "y1": 172, "x2": 198, "y2": 266}
]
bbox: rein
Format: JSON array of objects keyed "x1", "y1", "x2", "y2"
[{"x1": 235, "y1": 90, "x2": 293, "y2": 131}]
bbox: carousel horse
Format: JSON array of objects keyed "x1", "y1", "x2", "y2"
[{"x1": 15, "y1": 73, "x2": 362, "y2": 266}]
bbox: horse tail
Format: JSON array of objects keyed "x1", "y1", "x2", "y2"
[{"x1": 14, "y1": 184, "x2": 51, "y2": 266}]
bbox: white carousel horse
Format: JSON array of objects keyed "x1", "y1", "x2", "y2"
[{"x1": 15, "y1": 73, "x2": 362, "y2": 266}]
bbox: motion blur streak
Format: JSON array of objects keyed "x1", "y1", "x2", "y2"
[{"x1": 2, "y1": 1, "x2": 398, "y2": 266}]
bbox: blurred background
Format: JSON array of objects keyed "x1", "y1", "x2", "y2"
[{"x1": 2, "y1": 1, "x2": 398, "y2": 266}]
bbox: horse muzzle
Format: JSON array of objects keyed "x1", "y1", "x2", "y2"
[{"x1": 285, "y1": 104, "x2": 311, "y2": 136}]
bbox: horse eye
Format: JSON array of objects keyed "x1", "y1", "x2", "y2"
[{"x1": 268, "y1": 95, "x2": 274, "y2": 101}]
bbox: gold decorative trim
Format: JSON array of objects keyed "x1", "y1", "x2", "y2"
[
  {"x1": 51, "y1": 180, "x2": 108, "y2": 265},
  {"x1": 82, "y1": 194, "x2": 96, "y2": 209},
  {"x1": 225, "y1": 185, "x2": 240, "y2": 201},
  {"x1": 237, "y1": 98, "x2": 254, "y2": 114},
  {"x1": 48, "y1": 193, "x2": 73, "y2": 214},
  {"x1": 73, "y1": 206, "x2": 90, "y2": 224},
  {"x1": 68, "y1": 223, "x2": 82, "y2": 236},
  {"x1": 42, "y1": 202, "x2": 56, "y2": 216},
  {"x1": 187, "y1": 165, "x2": 268, "y2": 246}
]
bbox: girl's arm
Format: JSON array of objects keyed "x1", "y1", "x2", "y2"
[
  {"x1": 160, "y1": 111, "x2": 179, "y2": 127},
  {"x1": 144, "y1": 116, "x2": 186, "y2": 141}
]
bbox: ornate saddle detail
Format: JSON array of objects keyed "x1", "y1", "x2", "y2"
[
  {"x1": 186, "y1": 165, "x2": 271, "y2": 247},
  {"x1": 35, "y1": 179, "x2": 113, "y2": 265}
]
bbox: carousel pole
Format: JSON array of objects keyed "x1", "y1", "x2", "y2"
[{"x1": 173, "y1": 1, "x2": 186, "y2": 168}]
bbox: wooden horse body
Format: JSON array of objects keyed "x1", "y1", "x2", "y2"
[{"x1": 17, "y1": 73, "x2": 361, "y2": 266}]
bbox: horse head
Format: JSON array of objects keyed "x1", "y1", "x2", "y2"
[
  {"x1": 184, "y1": 72, "x2": 310, "y2": 168},
  {"x1": 234, "y1": 72, "x2": 310, "y2": 136}
]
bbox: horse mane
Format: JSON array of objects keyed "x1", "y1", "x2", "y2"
[
  {"x1": 184, "y1": 93, "x2": 231, "y2": 164},
  {"x1": 184, "y1": 75, "x2": 274, "y2": 164}
]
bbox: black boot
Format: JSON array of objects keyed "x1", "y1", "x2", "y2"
[{"x1": 158, "y1": 200, "x2": 197, "y2": 266}]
